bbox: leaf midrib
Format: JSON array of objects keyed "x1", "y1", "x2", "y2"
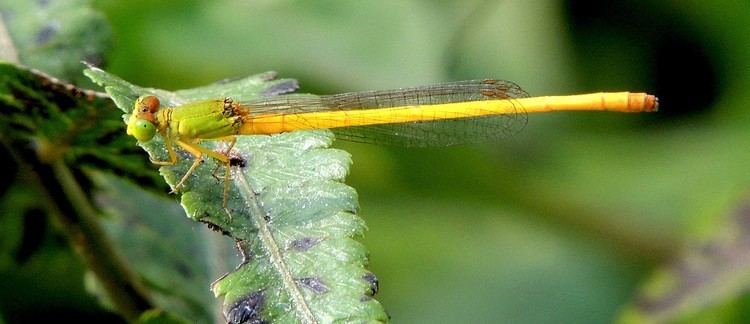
[{"x1": 235, "y1": 174, "x2": 318, "y2": 324}]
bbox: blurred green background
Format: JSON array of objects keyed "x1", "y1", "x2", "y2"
[{"x1": 5, "y1": 0, "x2": 750, "y2": 323}]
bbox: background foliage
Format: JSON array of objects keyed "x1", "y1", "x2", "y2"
[{"x1": 2, "y1": 0, "x2": 749, "y2": 323}]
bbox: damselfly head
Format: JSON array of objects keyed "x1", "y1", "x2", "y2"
[{"x1": 126, "y1": 95, "x2": 160, "y2": 142}]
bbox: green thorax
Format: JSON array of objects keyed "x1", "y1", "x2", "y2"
[{"x1": 162, "y1": 98, "x2": 243, "y2": 140}]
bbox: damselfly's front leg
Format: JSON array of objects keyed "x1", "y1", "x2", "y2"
[{"x1": 149, "y1": 131, "x2": 178, "y2": 166}]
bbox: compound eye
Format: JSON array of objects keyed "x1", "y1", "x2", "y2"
[
  {"x1": 128, "y1": 118, "x2": 157, "y2": 142},
  {"x1": 136, "y1": 95, "x2": 160, "y2": 113}
]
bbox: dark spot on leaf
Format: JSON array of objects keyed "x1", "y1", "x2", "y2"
[
  {"x1": 363, "y1": 272, "x2": 379, "y2": 296},
  {"x1": 263, "y1": 214, "x2": 271, "y2": 222},
  {"x1": 225, "y1": 291, "x2": 266, "y2": 324},
  {"x1": 230, "y1": 156, "x2": 246, "y2": 168},
  {"x1": 37, "y1": 0, "x2": 51, "y2": 7},
  {"x1": 297, "y1": 277, "x2": 329, "y2": 294},
  {"x1": 14, "y1": 208, "x2": 47, "y2": 264},
  {"x1": 290, "y1": 237, "x2": 322, "y2": 252},
  {"x1": 35, "y1": 23, "x2": 58, "y2": 45}
]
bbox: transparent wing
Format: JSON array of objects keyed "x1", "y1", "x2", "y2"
[
  {"x1": 240, "y1": 79, "x2": 529, "y2": 147},
  {"x1": 330, "y1": 114, "x2": 526, "y2": 147}
]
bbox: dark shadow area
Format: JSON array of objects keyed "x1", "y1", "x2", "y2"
[{"x1": 564, "y1": 0, "x2": 721, "y2": 120}]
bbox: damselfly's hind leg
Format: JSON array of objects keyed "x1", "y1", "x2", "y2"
[
  {"x1": 211, "y1": 136, "x2": 237, "y2": 180},
  {"x1": 219, "y1": 137, "x2": 236, "y2": 209},
  {"x1": 173, "y1": 139, "x2": 232, "y2": 208}
]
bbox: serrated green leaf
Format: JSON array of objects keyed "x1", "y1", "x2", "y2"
[
  {"x1": 617, "y1": 197, "x2": 750, "y2": 323},
  {"x1": 0, "y1": 0, "x2": 111, "y2": 84},
  {"x1": 85, "y1": 67, "x2": 388, "y2": 323}
]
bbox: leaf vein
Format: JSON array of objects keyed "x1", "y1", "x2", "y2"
[{"x1": 236, "y1": 174, "x2": 318, "y2": 324}]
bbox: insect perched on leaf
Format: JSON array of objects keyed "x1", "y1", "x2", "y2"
[{"x1": 126, "y1": 79, "x2": 658, "y2": 207}]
